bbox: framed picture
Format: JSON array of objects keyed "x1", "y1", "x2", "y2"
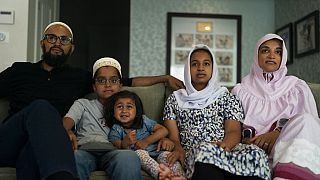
[
  {"x1": 294, "y1": 10, "x2": 319, "y2": 58},
  {"x1": 166, "y1": 13, "x2": 242, "y2": 87},
  {"x1": 276, "y1": 23, "x2": 293, "y2": 65}
]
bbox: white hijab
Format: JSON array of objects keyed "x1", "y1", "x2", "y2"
[{"x1": 174, "y1": 44, "x2": 228, "y2": 109}]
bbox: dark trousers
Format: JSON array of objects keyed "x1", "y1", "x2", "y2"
[
  {"x1": 0, "y1": 100, "x2": 77, "y2": 180},
  {"x1": 192, "y1": 162, "x2": 263, "y2": 180}
]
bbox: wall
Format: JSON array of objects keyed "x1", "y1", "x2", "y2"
[
  {"x1": 27, "y1": 0, "x2": 60, "y2": 63},
  {"x1": 1, "y1": 1, "x2": 318, "y2": 84},
  {"x1": 0, "y1": 0, "x2": 59, "y2": 72},
  {"x1": 276, "y1": 0, "x2": 320, "y2": 83},
  {"x1": 0, "y1": 0, "x2": 29, "y2": 72},
  {"x1": 130, "y1": 0, "x2": 275, "y2": 78}
]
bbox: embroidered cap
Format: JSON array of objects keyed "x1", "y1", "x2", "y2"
[
  {"x1": 92, "y1": 57, "x2": 122, "y2": 77},
  {"x1": 43, "y1": 22, "x2": 73, "y2": 39}
]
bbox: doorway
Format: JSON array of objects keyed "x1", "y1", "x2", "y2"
[{"x1": 59, "y1": 1, "x2": 130, "y2": 77}]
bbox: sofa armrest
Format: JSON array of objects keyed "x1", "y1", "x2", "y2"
[{"x1": 308, "y1": 83, "x2": 320, "y2": 116}]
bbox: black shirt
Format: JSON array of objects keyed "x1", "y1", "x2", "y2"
[{"x1": 0, "y1": 61, "x2": 132, "y2": 119}]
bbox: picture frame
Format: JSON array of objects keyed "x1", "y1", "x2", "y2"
[
  {"x1": 294, "y1": 10, "x2": 319, "y2": 58},
  {"x1": 166, "y1": 12, "x2": 242, "y2": 87},
  {"x1": 275, "y1": 23, "x2": 293, "y2": 65}
]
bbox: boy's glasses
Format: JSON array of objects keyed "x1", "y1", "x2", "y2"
[
  {"x1": 95, "y1": 77, "x2": 120, "y2": 85},
  {"x1": 43, "y1": 34, "x2": 73, "y2": 45},
  {"x1": 115, "y1": 104, "x2": 135, "y2": 110}
]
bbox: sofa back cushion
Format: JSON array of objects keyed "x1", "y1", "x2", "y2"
[
  {"x1": 122, "y1": 83, "x2": 168, "y2": 123},
  {"x1": 82, "y1": 83, "x2": 170, "y2": 123},
  {"x1": 0, "y1": 82, "x2": 319, "y2": 124}
]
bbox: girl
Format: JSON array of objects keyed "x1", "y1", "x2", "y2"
[
  {"x1": 106, "y1": 90, "x2": 185, "y2": 179},
  {"x1": 163, "y1": 44, "x2": 271, "y2": 180},
  {"x1": 232, "y1": 34, "x2": 320, "y2": 179}
]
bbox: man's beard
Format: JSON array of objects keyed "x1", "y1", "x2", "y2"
[{"x1": 41, "y1": 46, "x2": 71, "y2": 68}]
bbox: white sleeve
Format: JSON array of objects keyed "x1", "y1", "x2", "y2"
[{"x1": 64, "y1": 99, "x2": 86, "y2": 125}]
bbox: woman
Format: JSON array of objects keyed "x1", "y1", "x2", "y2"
[
  {"x1": 232, "y1": 33, "x2": 320, "y2": 179},
  {"x1": 163, "y1": 44, "x2": 270, "y2": 180}
]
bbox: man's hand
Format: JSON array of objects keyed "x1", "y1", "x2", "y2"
[
  {"x1": 67, "y1": 130, "x2": 78, "y2": 151},
  {"x1": 157, "y1": 138, "x2": 175, "y2": 151},
  {"x1": 166, "y1": 75, "x2": 185, "y2": 90}
]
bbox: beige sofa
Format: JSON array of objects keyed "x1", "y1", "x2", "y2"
[
  {"x1": 0, "y1": 83, "x2": 172, "y2": 180},
  {"x1": 0, "y1": 82, "x2": 319, "y2": 180}
]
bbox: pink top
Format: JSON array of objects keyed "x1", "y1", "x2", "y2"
[{"x1": 232, "y1": 34, "x2": 318, "y2": 134}]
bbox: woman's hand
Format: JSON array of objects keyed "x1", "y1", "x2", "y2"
[
  {"x1": 218, "y1": 119, "x2": 241, "y2": 152},
  {"x1": 163, "y1": 120, "x2": 185, "y2": 166},
  {"x1": 157, "y1": 138, "x2": 175, "y2": 151},
  {"x1": 245, "y1": 130, "x2": 280, "y2": 154},
  {"x1": 166, "y1": 148, "x2": 185, "y2": 166}
]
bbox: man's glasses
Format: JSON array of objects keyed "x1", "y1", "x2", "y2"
[
  {"x1": 43, "y1": 34, "x2": 73, "y2": 45},
  {"x1": 95, "y1": 77, "x2": 121, "y2": 85}
]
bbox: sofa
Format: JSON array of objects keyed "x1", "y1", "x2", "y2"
[
  {"x1": 0, "y1": 83, "x2": 172, "y2": 180},
  {"x1": 0, "y1": 82, "x2": 319, "y2": 180}
]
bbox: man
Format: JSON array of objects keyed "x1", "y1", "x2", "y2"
[{"x1": 0, "y1": 22, "x2": 184, "y2": 180}]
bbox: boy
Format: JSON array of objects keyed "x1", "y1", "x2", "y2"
[{"x1": 63, "y1": 57, "x2": 141, "y2": 180}]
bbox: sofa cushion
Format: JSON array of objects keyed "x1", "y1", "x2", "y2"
[
  {"x1": 0, "y1": 167, "x2": 16, "y2": 180},
  {"x1": 122, "y1": 83, "x2": 167, "y2": 123},
  {"x1": 89, "y1": 170, "x2": 153, "y2": 180}
]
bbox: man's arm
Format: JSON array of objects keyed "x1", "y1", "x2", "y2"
[{"x1": 131, "y1": 75, "x2": 185, "y2": 90}]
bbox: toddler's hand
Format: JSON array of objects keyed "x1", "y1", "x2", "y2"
[{"x1": 124, "y1": 130, "x2": 137, "y2": 145}]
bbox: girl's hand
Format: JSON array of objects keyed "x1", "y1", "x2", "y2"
[
  {"x1": 211, "y1": 141, "x2": 233, "y2": 152},
  {"x1": 166, "y1": 149, "x2": 185, "y2": 166},
  {"x1": 246, "y1": 130, "x2": 280, "y2": 154},
  {"x1": 157, "y1": 138, "x2": 175, "y2": 152}
]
